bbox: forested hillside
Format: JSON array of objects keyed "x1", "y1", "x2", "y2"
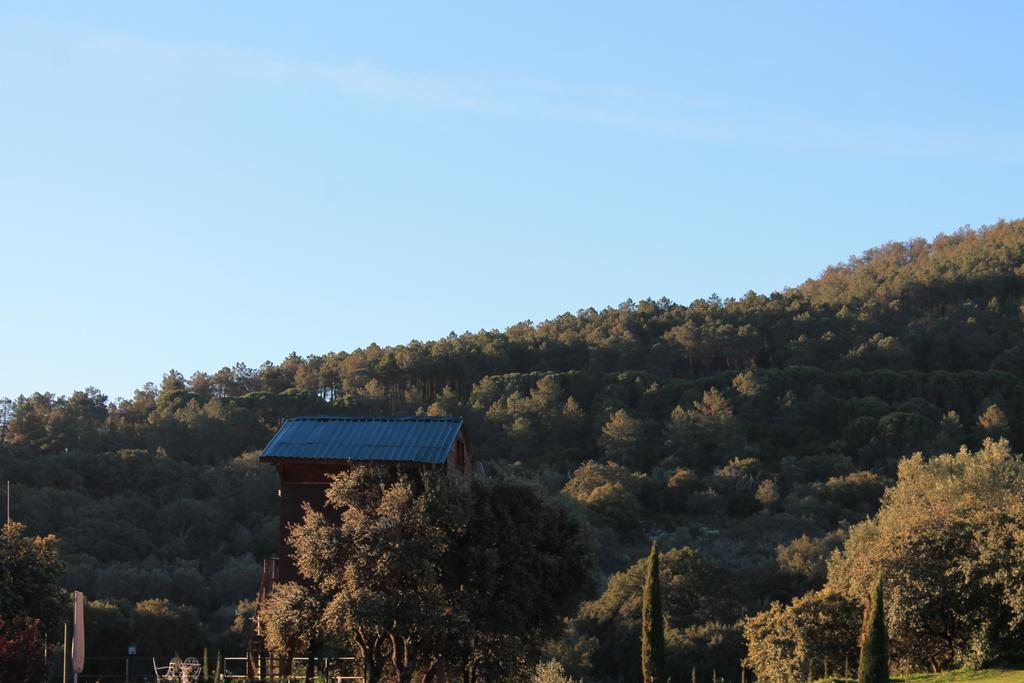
[{"x1": 2, "y1": 220, "x2": 1023, "y2": 674}]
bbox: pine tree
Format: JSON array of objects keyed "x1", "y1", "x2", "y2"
[
  {"x1": 858, "y1": 578, "x2": 889, "y2": 683},
  {"x1": 641, "y1": 542, "x2": 667, "y2": 683}
]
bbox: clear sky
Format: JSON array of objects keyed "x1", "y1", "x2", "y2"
[{"x1": 1, "y1": 2, "x2": 1022, "y2": 400}]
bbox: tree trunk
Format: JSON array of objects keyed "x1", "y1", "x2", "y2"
[
  {"x1": 391, "y1": 634, "x2": 417, "y2": 683},
  {"x1": 359, "y1": 642, "x2": 381, "y2": 683},
  {"x1": 424, "y1": 655, "x2": 445, "y2": 683},
  {"x1": 304, "y1": 641, "x2": 316, "y2": 683}
]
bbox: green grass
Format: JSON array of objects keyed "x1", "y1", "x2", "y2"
[
  {"x1": 898, "y1": 670, "x2": 1024, "y2": 683},
  {"x1": 818, "y1": 670, "x2": 1024, "y2": 683}
]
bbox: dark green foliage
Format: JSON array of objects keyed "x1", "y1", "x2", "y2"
[
  {"x1": 0, "y1": 521, "x2": 64, "y2": 638},
  {"x1": 858, "y1": 579, "x2": 889, "y2": 683},
  {"x1": 83, "y1": 601, "x2": 130, "y2": 657},
  {"x1": 283, "y1": 468, "x2": 594, "y2": 682},
  {"x1": 130, "y1": 598, "x2": 205, "y2": 656},
  {"x1": 0, "y1": 447, "x2": 274, "y2": 649},
  {"x1": 642, "y1": 542, "x2": 667, "y2": 682},
  {"x1": 564, "y1": 546, "x2": 741, "y2": 681},
  {"x1": 456, "y1": 478, "x2": 595, "y2": 681}
]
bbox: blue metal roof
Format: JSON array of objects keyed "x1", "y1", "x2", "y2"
[{"x1": 261, "y1": 416, "x2": 464, "y2": 464}]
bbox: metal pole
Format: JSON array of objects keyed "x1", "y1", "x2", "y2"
[
  {"x1": 62, "y1": 623, "x2": 68, "y2": 683},
  {"x1": 125, "y1": 657, "x2": 129, "y2": 683}
]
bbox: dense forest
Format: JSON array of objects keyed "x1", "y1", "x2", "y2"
[{"x1": 2, "y1": 219, "x2": 1023, "y2": 679}]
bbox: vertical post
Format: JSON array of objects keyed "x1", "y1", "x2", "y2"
[
  {"x1": 62, "y1": 623, "x2": 68, "y2": 683},
  {"x1": 125, "y1": 657, "x2": 129, "y2": 683}
]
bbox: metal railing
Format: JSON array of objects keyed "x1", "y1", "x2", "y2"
[
  {"x1": 62, "y1": 656, "x2": 151, "y2": 682},
  {"x1": 223, "y1": 656, "x2": 362, "y2": 682},
  {"x1": 60, "y1": 655, "x2": 362, "y2": 683}
]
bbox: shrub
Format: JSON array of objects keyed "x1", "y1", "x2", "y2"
[{"x1": 0, "y1": 616, "x2": 45, "y2": 683}]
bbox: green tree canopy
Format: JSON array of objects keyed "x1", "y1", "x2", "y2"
[
  {"x1": 130, "y1": 599, "x2": 205, "y2": 657},
  {"x1": 565, "y1": 546, "x2": 740, "y2": 681},
  {"x1": 0, "y1": 521, "x2": 64, "y2": 638},
  {"x1": 641, "y1": 542, "x2": 667, "y2": 683},
  {"x1": 743, "y1": 588, "x2": 861, "y2": 683},
  {"x1": 858, "y1": 578, "x2": 889, "y2": 683},
  {"x1": 284, "y1": 468, "x2": 593, "y2": 683},
  {"x1": 828, "y1": 439, "x2": 1024, "y2": 670},
  {"x1": 748, "y1": 439, "x2": 1024, "y2": 676}
]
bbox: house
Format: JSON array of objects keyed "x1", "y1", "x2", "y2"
[
  {"x1": 260, "y1": 415, "x2": 473, "y2": 582},
  {"x1": 247, "y1": 415, "x2": 473, "y2": 679}
]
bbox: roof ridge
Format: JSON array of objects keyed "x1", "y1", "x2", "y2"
[{"x1": 287, "y1": 415, "x2": 462, "y2": 422}]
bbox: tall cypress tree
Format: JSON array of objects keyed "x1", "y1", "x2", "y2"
[
  {"x1": 642, "y1": 542, "x2": 667, "y2": 683},
  {"x1": 858, "y1": 577, "x2": 889, "y2": 683}
]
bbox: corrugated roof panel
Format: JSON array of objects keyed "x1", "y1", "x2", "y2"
[{"x1": 261, "y1": 416, "x2": 463, "y2": 464}]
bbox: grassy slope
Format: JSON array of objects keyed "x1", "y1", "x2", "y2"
[
  {"x1": 900, "y1": 671, "x2": 1024, "y2": 683},
  {"x1": 821, "y1": 671, "x2": 1024, "y2": 683}
]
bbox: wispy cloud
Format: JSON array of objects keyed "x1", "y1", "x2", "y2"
[
  {"x1": 68, "y1": 34, "x2": 1024, "y2": 159},
  {"x1": 74, "y1": 35, "x2": 727, "y2": 140}
]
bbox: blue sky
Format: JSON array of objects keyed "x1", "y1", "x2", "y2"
[{"x1": 1, "y1": 2, "x2": 1022, "y2": 400}]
